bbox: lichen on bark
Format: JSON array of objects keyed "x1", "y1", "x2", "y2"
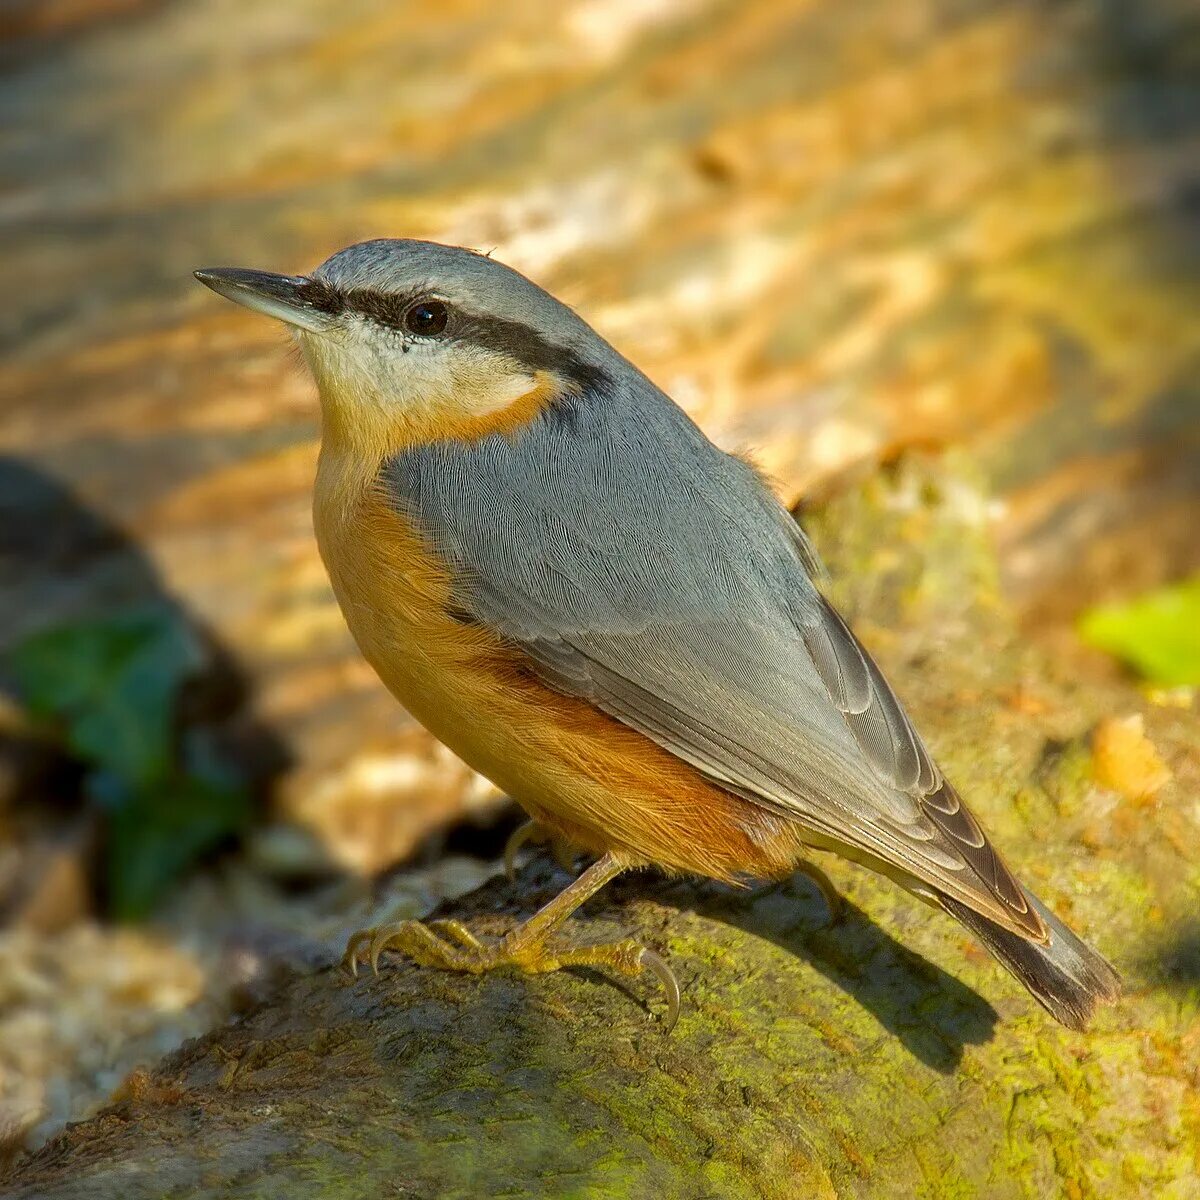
[{"x1": 7, "y1": 459, "x2": 1198, "y2": 1199}]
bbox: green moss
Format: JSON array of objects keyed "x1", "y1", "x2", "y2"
[
  {"x1": 802, "y1": 453, "x2": 1004, "y2": 632},
  {"x1": 1035, "y1": 736, "x2": 1099, "y2": 821},
  {"x1": 10, "y1": 458, "x2": 1199, "y2": 1200}
]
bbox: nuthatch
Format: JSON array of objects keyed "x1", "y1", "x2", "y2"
[{"x1": 195, "y1": 240, "x2": 1119, "y2": 1032}]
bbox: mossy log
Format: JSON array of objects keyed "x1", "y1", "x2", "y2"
[
  {"x1": 6, "y1": 854, "x2": 1196, "y2": 1200},
  {"x1": 6, "y1": 463, "x2": 1199, "y2": 1199}
]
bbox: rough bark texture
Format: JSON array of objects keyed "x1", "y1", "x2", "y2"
[{"x1": 5, "y1": 464, "x2": 1198, "y2": 1199}]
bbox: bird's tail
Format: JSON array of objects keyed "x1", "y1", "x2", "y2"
[{"x1": 941, "y1": 889, "x2": 1121, "y2": 1030}]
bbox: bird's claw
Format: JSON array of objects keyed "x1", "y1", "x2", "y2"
[
  {"x1": 426, "y1": 917, "x2": 487, "y2": 949},
  {"x1": 341, "y1": 919, "x2": 680, "y2": 1031},
  {"x1": 639, "y1": 948, "x2": 681, "y2": 1033},
  {"x1": 340, "y1": 920, "x2": 476, "y2": 978}
]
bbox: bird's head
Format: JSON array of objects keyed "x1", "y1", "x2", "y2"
[{"x1": 195, "y1": 239, "x2": 609, "y2": 456}]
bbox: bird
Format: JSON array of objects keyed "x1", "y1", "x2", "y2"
[{"x1": 194, "y1": 239, "x2": 1120, "y2": 1033}]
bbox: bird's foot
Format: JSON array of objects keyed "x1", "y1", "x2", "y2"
[
  {"x1": 503, "y1": 819, "x2": 581, "y2": 880},
  {"x1": 341, "y1": 917, "x2": 680, "y2": 1032}
]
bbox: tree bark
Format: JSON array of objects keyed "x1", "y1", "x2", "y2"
[
  {"x1": 6, "y1": 464, "x2": 1198, "y2": 1200},
  {"x1": 7, "y1": 852, "x2": 1197, "y2": 1200}
]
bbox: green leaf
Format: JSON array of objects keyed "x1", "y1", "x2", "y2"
[
  {"x1": 5, "y1": 608, "x2": 203, "y2": 787},
  {"x1": 103, "y1": 769, "x2": 250, "y2": 920},
  {"x1": 5, "y1": 608, "x2": 254, "y2": 918},
  {"x1": 1078, "y1": 575, "x2": 1200, "y2": 687}
]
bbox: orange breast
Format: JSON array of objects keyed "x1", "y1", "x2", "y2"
[{"x1": 312, "y1": 456, "x2": 799, "y2": 882}]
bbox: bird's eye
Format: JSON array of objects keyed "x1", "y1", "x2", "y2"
[{"x1": 403, "y1": 300, "x2": 450, "y2": 337}]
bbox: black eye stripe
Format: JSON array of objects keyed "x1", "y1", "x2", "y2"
[
  {"x1": 319, "y1": 283, "x2": 612, "y2": 391},
  {"x1": 337, "y1": 287, "x2": 433, "y2": 329},
  {"x1": 453, "y1": 311, "x2": 609, "y2": 391},
  {"x1": 293, "y1": 278, "x2": 346, "y2": 315}
]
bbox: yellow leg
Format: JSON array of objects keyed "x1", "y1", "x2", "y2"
[
  {"x1": 343, "y1": 854, "x2": 681, "y2": 1031},
  {"x1": 503, "y1": 819, "x2": 580, "y2": 880},
  {"x1": 426, "y1": 918, "x2": 486, "y2": 949}
]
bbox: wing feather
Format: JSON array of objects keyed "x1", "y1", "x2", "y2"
[
  {"x1": 800, "y1": 596, "x2": 1034, "y2": 924},
  {"x1": 384, "y1": 390, "x2": 1044, "y2": 940}
]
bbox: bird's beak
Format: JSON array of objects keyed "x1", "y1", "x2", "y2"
[{"x1": 193, "y1": 267, "x2": 336, "y2": 334}]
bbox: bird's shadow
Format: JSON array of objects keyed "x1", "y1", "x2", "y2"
[
  {"x1": 610, "y1": 871, "x2": 999, "y2": 1073},
  {"x1": 1138, "y1": 918, "x2": 1200, "y2": 997}
]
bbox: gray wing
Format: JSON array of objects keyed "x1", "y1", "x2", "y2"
[{"x1": 385, "y1": 389, "x2": 1043, "y2": 939}]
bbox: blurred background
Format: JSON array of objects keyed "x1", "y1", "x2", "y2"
[{"x1": 0, "y1": 0, "x2": 1197, "y2": 1166}]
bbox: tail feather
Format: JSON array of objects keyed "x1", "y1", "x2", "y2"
[{"x1": 942, "y1": 890, "x2": 1121, "y2": 1030}]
